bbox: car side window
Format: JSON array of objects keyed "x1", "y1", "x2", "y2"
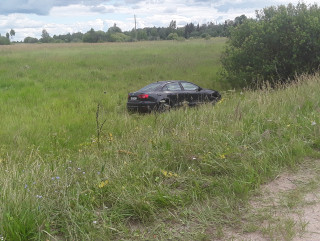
[
  {"x1": 181, "y1": 82, "x2": 199, "y2": 91},
  {"x1": 162, "y1": 83, "x2": 182, "y2": 91}
]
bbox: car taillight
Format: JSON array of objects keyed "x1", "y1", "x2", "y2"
[{"x1": 138, "y1": 94, "x2": 149, "y2": 100}]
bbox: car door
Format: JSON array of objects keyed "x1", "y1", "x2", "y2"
[
  {"x1": 180, "y1": 82, "x2": 203, "y2": 105},
  {"x1": 161, "y1": 82, "x2": 183, "y2": 107}
]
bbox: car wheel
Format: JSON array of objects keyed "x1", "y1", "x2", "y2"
[
  {"x1": 157, "y1": 102, "x2": 171, "y2": 112},
  {"x1": 210, "y1": 93, "x2": 221, "y2": 105}
]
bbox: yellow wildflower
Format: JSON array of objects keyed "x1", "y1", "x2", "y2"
[
  {"x1": 161, "y1": 170, "x2": 168, "y2": 176},
  {"x1": 161, "y1": 170, "x2": 178, "y2": 178},
  {"x1": 168, "y1": 171, "x2": 178, "y2": 177},
  {"x1": 108, "y1": 133, "x2": 113, "y2": 142},
  {"x1": 219, "y1": 154, "x2": 226, "y2": 159},
  {"x1": 98, "y1": 180, "x2": 109, "y2": 188}
]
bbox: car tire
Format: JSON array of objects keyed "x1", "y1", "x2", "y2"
[
  {"x1": 157, "y1": 102, "x2": 171, "y2": 112},
  {"x1": 210, "y1": 92, "x2": 221, "y2": 105}
]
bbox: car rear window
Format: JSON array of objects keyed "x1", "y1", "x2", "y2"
[{"x1": 138, "y1": 83, "x2": 162, "y2": 92}]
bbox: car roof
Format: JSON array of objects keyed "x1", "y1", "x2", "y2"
[{"x1": 156, "y1": 80, "x2": 191, "y2": 85}]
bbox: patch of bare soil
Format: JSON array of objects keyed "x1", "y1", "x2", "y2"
[{"x1": 224, "y1": 160, "x2": 320, "y2": 241}]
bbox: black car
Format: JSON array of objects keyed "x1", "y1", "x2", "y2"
[{"x1": 127, "y1": 80, "x2": 221, "y2": 112}]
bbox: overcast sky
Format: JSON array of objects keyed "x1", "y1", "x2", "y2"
[{"x1": 0, "y1": 0, "x2": 316, "y2": 41}]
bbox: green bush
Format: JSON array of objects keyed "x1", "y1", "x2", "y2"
[
  {"x1": 0, "y1": 36, "x2": 10, "y2": 45},
  {"x1": 23, "y1": 37, "x2": 39, "y2": 43},
  {"x1": 108, "y1": 32, "x2": 131, "y2": 42},
  {"x1": 221, "y1": 3, "x2": 320, "y2": 87},
  {"x1": 167, "y1": 33, "x2": 179, "y2": 40}
]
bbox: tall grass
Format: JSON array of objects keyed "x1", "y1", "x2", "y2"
[{"x1": 0, "y1": 40, "x2": 319, "y2": 240}]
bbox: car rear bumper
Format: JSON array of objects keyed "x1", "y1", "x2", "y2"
[{"x1": 127, "y1": 101, "x2": 158, "y2": 113}]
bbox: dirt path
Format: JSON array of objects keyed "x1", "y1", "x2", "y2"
[{"x1": 225, "y1": 159, "x2": 320, "y2": 241}]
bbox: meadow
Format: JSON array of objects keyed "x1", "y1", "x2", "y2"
[{"x1": 0, "y1": 39, "x2": 319, "y2": 240}]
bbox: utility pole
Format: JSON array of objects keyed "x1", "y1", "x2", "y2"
[{"x1": 134, "y1": 14, "x2": 137, "y2": 41}]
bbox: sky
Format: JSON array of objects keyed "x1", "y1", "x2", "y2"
[{"x1": 0, "y1": 0, "x2": 317, "y2": 41}]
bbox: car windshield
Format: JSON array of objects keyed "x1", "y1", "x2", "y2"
[{"x1": 138, "y1": 82, "x2": 162, "y2": 92}]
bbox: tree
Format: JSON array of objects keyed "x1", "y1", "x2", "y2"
[
  {"x1": 136, "y1": 29, "x2": 147, "y2": 41},
  {"x1": 184, "y1": 23, "x2": 195, "y2": 38},
  {"x1": 221, "y1": 3, "x2": 320, "y2": 87},
  {"x1": 233, "y1": 15, "x2": 247, "y2": 26},
  {"x1": 24, "y1": 36, "x2": 39, "y2": 43},
  {"x1": 167, "y1": 33, "x2": 178, "y2": 40},
  {"x1": 83, "y1": 29, "x2": 108, "y2": 43},
  {"x1": 40, "y1": 29, "x2": 52, "y2": 43},
  {"x1": 108, "y1": 32, "x2": 130, "y2": 42},
  {"x1": 10, "y1": 29, "x2": 15, "y2": 40},
  {"x1": 0, "y1": 36, "x2": 10, "y2": 45},
  {"x1": 169, "y1": 20, "x2": 176, "y2": 30},
  {"x1": 107, "y1": 23, "x2": 122, "y2": 34}
]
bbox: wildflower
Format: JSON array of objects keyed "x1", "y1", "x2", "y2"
[
  {"x1": 24, "y1": 184, "x2": 28, "y2": 189},
  {"x1": 98, "y1": 180, "x2": 109, "y2": 188},
  {"x1": 93, "y1": 220, "x2": 97, "y2": 224},
  {"x1": 82, "y1": 172, "x2": 85, "y2": 175},
  {"x1": 311, "y1": 121, "x2": 316, "y2": 126},
  {"x1": 161, "y1": 170, "x2": 168, "y2": 176},
  {"x1": 161, "y1": 170, "x2": 178, "y2": 177},
  {"x1": 219, "y1": 154, "x2": 226, "y2": 159},
  {"x1": 287, "y1": 124, "x2": 291, "y2": 127},
  {"x1": 168, "y1": 171, "x2": 178, "y2": 177},
  {"x1": 56, "y1": 176, "x2": 60, "y2": 180},
  {"x1": 36, "y1": 195, "x2": 43, "y2": 199},
  {"x1": 218, "y1": 98, "x2": 226, "y2": 104},
  {"x1": 108, "y1": 133, "x2": 113, "y2": 142}
]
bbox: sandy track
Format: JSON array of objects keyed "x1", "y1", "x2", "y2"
[{"x1": 224, "y1": 160, "x2": 320, "y2": 241}]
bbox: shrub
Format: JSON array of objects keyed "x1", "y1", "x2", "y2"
[
  {"x1": 0, "y1": 36, "x2": 10, "y2": 45},
  {"x1": 108, "y1": 32, "x2": 130, "y2": 42},
  {"x1": 221, "y1": 3, "x2": 320, "y2": 87},
  {"x1": 167, "y1": 33, "x2": 179, "y2": 40},
  {"x1": 24, "y1": 37, "x2": 39, "y2": 43}
]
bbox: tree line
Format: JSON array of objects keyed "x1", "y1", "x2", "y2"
[
  {"x1": 0, "y1": 29, "x2": 15, "y2": 45},
  {"x1": 21, "y1": 20, "x2": 235, "y2": 44}
]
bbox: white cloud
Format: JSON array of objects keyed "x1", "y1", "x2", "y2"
[{"x1": 1, "y1": 0, "x2": 318, "y2": 41}]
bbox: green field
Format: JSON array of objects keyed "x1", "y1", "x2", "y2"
[{"x1": 0, "y1": 39, "x2": 319, "y2": 240}]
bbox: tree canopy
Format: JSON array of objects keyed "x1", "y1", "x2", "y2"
[
  {"x1": 221, "y1": 3, "x2": 320, "y2": 87},
  {"x1": 22, "y1": 20, "x2": 230, "y2": 44},
  {"x1": 0, "y1": 36, "x2": 10, "y2": 45}
]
